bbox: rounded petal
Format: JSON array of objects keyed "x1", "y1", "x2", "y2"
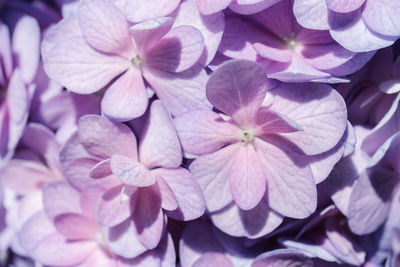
[
  {"x1": 78, "y1": 114, "x2": 137, "y2": 159},
  {"x1": 139, "y1": 100, "x2": 182, "y2": 169},
  {"x1": 110, "y1": 154, "x2": 156, "y2": 187},
  {"x1": 362, "y1": 0, "x2": 400, "y2": 36},
  {"x1": 174, "y1": 109, "x2": 241, "y2": 155},
  {"x1": 196, "y1": 0, "x2": 232, "y2": 15},
  {"x1": 145, "y1": 26, "x2": 204, "y2": 73},
  {"x1": 124, "y1": 0, "x2": 181, "y2": 23},
  {"x1": 209, "y1": 200, "x2": 283, "y2": 238},
  {"x1": 143, "y1": 65, "x2": 211, "y2": 116},
  {"x1": 43, "y1": 36, "x2": 128, "y2": 94},
  {"x1": 206, "y1": 59, "x2": 268, "y2": 126},
  {"x1": 268, "y1": 82, "x2": 347, "y2": 155},
  {"x1": 153, "y1": 167, "x2": 205, "y2": 221},
  {"x1": 256, "y1": 139, "x2": 317, "y2": 219},
  {"x1": 78, "y1": 0, "x2": 134, "y2": 54},
  {"x1": 101, "y1": 68, "x2": 148, "y2": 121}
]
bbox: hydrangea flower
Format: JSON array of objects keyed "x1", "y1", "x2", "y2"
[
  {"x1": 19, "y1": 181, "x2": 176, "y2": 266},
  {"x1": 219, "y1": 0, "x2": 374, "y2": 83},
  {"x1": 42, "y1": 0, "x2": 210, "y2": 121},
  {"x1": 175, "y1": 59, "x2": 347, "y2": 237},
  {"x1": 293, "y1": 0, "x2": 400, "y2": 52},
  {"x1": 0, "y1": 123, "x2": 63, "y2": 257},
  {"x1": 60, "y1": 100, "x2": 205, "y2": 257}
]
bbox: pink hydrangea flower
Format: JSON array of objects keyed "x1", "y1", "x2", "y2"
[
  {"x1": 60, "y1": 100, "x2": 205, "y2": 257},
  {"x1": 219, "y1": 0, "x2": 374, "y2": 83},
  {"x1": 196, "y1": 0, "x2": 280, "y2": 15},
  {"x1": 174, "y1": 59, "x2": 347, "y2": 237},
  {"x1": 0, "y1": 123, "x2": 63, "y2": 256},
  {"x1": 293, "y1": 0, "x2": 400, "y2": 52},
  {"x1": 42, "y1": 0, "x2": 210, "y2": 121},
  {"x1": 19, "y1": 181, "x2": 176, "y2": 266}
]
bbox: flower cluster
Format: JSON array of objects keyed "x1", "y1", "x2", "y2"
[{"x1": 0, "y1": 0, "x2": 399, "y2": 266}]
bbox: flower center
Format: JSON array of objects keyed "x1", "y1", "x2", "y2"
[
  {"x1": 241, "y1": 131, "x2": 254, "y2": 143},
  {"x1": 131, "y1": 55, "x2": 142, "y2": 67},
  {"x1": 286, "y1": 37, "x2": 296, "y2": 49}
]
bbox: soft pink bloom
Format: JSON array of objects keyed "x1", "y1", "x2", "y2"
[
  {"x1": 19, "y1": 181, "x2": 176, "y2": 266},
  {"x1": 60, "y1": 100, "x2": 205, "y2": 257},
  {"x1": 42, "y1": 0, "x2": 210, "y2": 121},
  {"x1": 219, "y1": 0, "x2": 374, "y2": 83},
  {"x1": 0, "y1": 123, "x2": 63, "y2": 256},
  {"x1": 196, "y1": 0, "x2": 280, "y2": 15},
  {"x1": 175, "y1": 59, "x2": 347, "y2": 237}
]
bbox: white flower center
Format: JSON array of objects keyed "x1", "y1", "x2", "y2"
[
  {"x1": 286, "y1": 37, "x2": 296, "y2": 49},
  {"x1": 241, "y1": 131, "x2": 255, "y2": 143},
  {"x1": 131, "y1": 55, "x2": 142, "y2": 67}
]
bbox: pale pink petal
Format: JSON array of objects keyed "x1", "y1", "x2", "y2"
[
  {"x1": 229, "y1": 0, "x2": 281, "y2": 15},
  {"x1": 252, "y1": 249, "x2": 313, "y2": 267},
  {"x1": 78, "y1": 114, "x2": 137, "y2": 159},
  {"x1": 229, "y1": 144, "x2": 267, "y2": 210},
  {"x1": 0, "y1": 159, "x2": 52, "y2": 194},
  {"x1": 267, "y1": 54, "x2": 331, "y2": 82},
  {"x1": 59, "y1": 132, "x2": 92, "y2": 167},
  {"x1": 0, "y1": 22, "x2": 12, "y2": 80},
  {"x1": 124, "y1": 0, "x2": 180, "y2": 23},
  {"x1": 174, "y1": 109, "x2": 241, "y2": 155},
  {"x1": 330, "y1": 11, "x2": 397, "y2": 52},
  {"x1": 43, "y1": 36, "x2": 128, "y2": 94},
  {"x1": 156, "y1": 176, "x2": 178, "y2": 211},
  {"x1": 21, "y1": 123, "x2": 60, "y2": 170},
  {"x1": 105, "y1": 219, "x2": 148, "y2": 258},
  {"x1": 326, "y1": 0, "x2": 365, "y2": 12},
  {"x1": 110, "y1": 154, "x2": 156, "y2": 187},
  {"x1": 324, "y1": 218, "x2": 366, "y2": 265},
  {"x1": 196, "y1": 0, "x2": 232, "y2": 15},
  {"x1": 253, "y1": 108, "x2": 302, "y2": 135},
  {"x1": 80, "y1": 185, "x2": 106, "y2": 220},
  {"x1": 54, "y1": 213, "x2": 98, "y2": 240},
  {"x1": 173, "y1": 0, "x2": 225, "y2": 66},
  {"x1": 89, "y1": 159, "x2": 112, "y2": 179},
  {"x1": 362, "y1": 0, "x2": 400, "y2": 36},
  {"x1": 206, "y1": 60, "x2": 268, "y2": 126},
  {"x1": 119, "y1": 233, "x2": 176, "y2": 267},
  {"x1": 65, "y1": 158, "x2": 114, "y2": 190},
  {"x1": 101, "y1": 68, "x2": 148, "y2": 121},
  {"x1": 189, "y1": 144, "x2": 239, "y2": 212},
  {"x1": 253, "y1": 42, "x2": 292, "y2": 62},
  {"x1": 6, "y1": 69, "x2": 29, "y2": 150},
  {"x1": 43, "y1": 181, "x2": 82, "y2": 220},
  {"x1": 32, "y1": 232, "x2": 97, "y2": 266},
  {"x1": 139, "y1": 100, "x2": 182, "y2": 169},
  {"x1": 143, "y1": 64, "x2": 211, "y2": 116},
  {"x1": 12, "y1": 15, "x2": 40, "y2": 83},
  {"x1": 145, "y1": 26, "x2": 204, "y2": 73},
  {"x1": 256, "y1": 139, "x2": 317, "y2": 219},
  {"x1": 268, "y1": 82, "x2": 347, "y2": 155},
  {"x1": 153, "y1": 167, "x2": 205, "y2": 221},
  {"x1": 132, "y1": 185, "x2": 164, "y2": 249},
  {"x1": 19, "y1": 211, "x2": 55, "y2": 255},
  {"x1": 209, "y1": 199, "x2": 283, "y2": 238},
  {"x1": 78, "y1": 0, "x2": 134, "y2": 54},
  {"x1": 129, "y1": 17, "x2": 173, "y2": 52},
  {"x1": 41, "y1": 17, "x2": 81, "y2": 60},
  {"x1": 194, "y1": 253, "x2": 234, "y2": 267},
  {"x1": 348, "y1": 168, "x2": 398, "y2": 235},
  {"x1": 97, "y1": 185, "x2": 135, "y2": 227}
]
